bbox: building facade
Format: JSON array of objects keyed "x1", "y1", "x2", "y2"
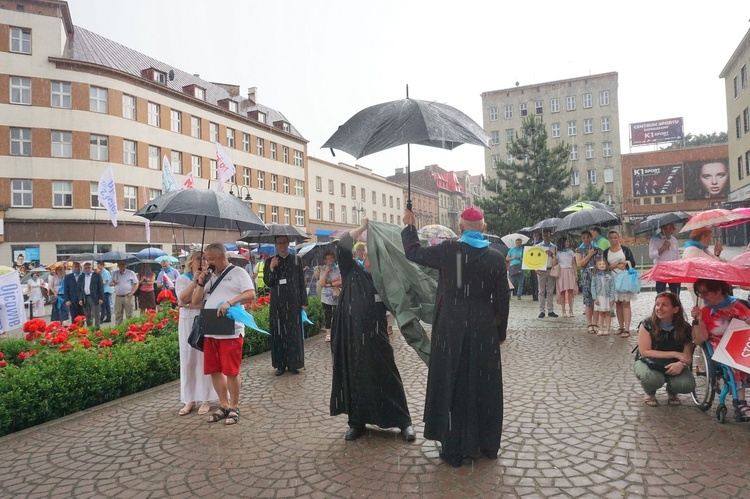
[
  {"x1": 481, "y1": 73, "x2": 622, "y2": 208},
  {"x1": 0, "y1": 0, "x2": 307, "y2": 266},
  {"x1": 307, "y1": 157, "x2": 403, "y2": 239}
]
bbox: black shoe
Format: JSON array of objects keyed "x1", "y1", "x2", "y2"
[
  {"x1": 345, "y1": 426, "x2": 365, "y2": 441},
  {"x1": 532, "y1": 297, "x2": 539, "y2": 301},
  {"x1": 538, "y1": 312, "x2": 545, "y2": 318},
  {"x1": 439, "y1": 452, "x2": 462, "y2": 467},
  {"x1": 401, "y1": 425, "x2": 416, "y2": 442},
  {"x1": 481, "y1": 449, "x2": 498, "y2": 460},
  {"x1": 289, "y1": 368, "x2": 300, "y2": 375},
  {"x1": 548, "y1": 311, "x2": 558, "y2": 318},
  {"x1": 274, "y1": 368, "x2": 284, "y2": 376}
]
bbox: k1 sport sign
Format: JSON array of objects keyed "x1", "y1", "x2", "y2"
[{"x1": 630, "y1": 118, "x2": 684, "y2": 146}]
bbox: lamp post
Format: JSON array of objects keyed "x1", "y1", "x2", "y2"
[
  {"x1": 229, "y1": 184, "x2": 252, "y2": 203},
  {"x1": 352, "y1": 201, "x2": 365, "y2": 225}
]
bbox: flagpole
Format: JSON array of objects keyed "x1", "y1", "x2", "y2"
[{"x1": 92, "y1": 205, "x2": 98, "y2": 255}]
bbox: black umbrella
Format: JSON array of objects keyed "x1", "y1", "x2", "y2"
[
  {"x1": 296, "y1": 241, "x2": 338, "y2": 267},
  {"x1": 66, "y1": 252, "x2": 101, "y2": 262},
  {"x1": 556, "y1": 209, "x2": 621, "y2": 233},
  {"x1": 634, "y1": 211, "x2": 691, "y2": 235},
  {"x1": 134, "y1": 189, "x2": 266, "y2": 248},
  {"x1": 560, "y1": 200, "x2": 616, "y2": 215},
  {"x1": 322, "y1": 89, "x2": 490, "y2": 209},
  {"x1": 518, "y1": 225, "x2": 536, "y2": 236},
  {"x1": 239, "y1": 224, "x2": 309, "y2": 244},
  {"x1": 100, "y1": 251, "x2": 140, "y2": 263},
  {"x1": 530, "y1": 218, "x2": 563, "y2": 232}
]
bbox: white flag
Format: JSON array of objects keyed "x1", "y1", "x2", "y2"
[
  {"x1": 97, "y1": 166, "x2": 118, "y2": 227},
  {"x1": 162, "y1": 155, "x2": 179, "y2": 193},
  {"x1": 182, "y1": 172, "x2": 194, "y2": 190},
  {"x1": 215, "y1": 142, "x2": 236, "y2": 193},
  {"x1": 0, "y1": 271, "x2": 26, "y2": 333}
]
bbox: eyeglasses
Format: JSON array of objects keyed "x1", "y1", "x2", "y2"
[{"x1": 695, "y1": 289, "x2": 708, "y2": 296}]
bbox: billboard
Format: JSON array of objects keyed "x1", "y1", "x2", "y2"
[
  {"x1": 684, "y1": 159, "x2": 729, "y2": 200},
  {"x1": 630, "y1": 118, "x2": 684, "y2": 146},
  {"x1": 631, "y1": 164, "x2": 684, "y2": 197}
]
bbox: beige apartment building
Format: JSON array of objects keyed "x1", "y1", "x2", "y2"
[
  {"x1": 481, "y1": 72, "x2": 622, "y2": 208},
  {"x1": 0, "y1": 0, "x2": 307, "y2": 265},
  {"x1": 721, "y1": 27, "x2": 750, "y2": 203}
]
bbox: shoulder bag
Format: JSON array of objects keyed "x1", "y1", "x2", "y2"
[{"x1": 188, "y1": 265, "x2": 235, "y2": 352}]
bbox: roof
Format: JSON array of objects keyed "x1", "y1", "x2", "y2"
[
  {"x1": 720, "y1": 27, "x2": 750, "y2": 78},
  {"x1": 62, "y1": 26, "x2": 304, "y2": 139},
  {"x1": 481, "y1": 71, "x2": 618, "y2": 98}
]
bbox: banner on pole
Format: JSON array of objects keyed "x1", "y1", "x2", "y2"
[
  {"x1": 162, "y1": 155, "x2": 179, "y2": 193},
  {"x1": 0, "y1": 271, "x2": 26, "y2": 334},
  {"x1": 182, "y1": 172, "x2": 194, "y2": 190},
  {"x1": 97, "y1": 166, "x2": 118, "y2": 227},
  {"x1": 215, "y1": 142, "x2": 236, "y2": 193}
]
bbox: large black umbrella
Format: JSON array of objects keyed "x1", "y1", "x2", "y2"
[
  {"x1": 556, "y1": 209, "x2": 621, "y2": 233},
  {"x1": 239, "y1": 224, "x2": 308, "y2": 244},
  {"x1": 66, "y1": 252, "x2": 101, "y2": 263},
  {"x1": 322, "y1": 91, "x2": 490, "y2": 209},
  {"x1": 100, "y1": 251, "x2": 140, "y2": 264},
  {"x1": 134, "y1": 189, "x2": 266, "y2": 247},
  {"x1": 530, "y1": 218, "x2": 563, "y2": 232},
  {"x1": 634, "y1": 211, "x2": 691, "y2": 236},
  {"x1": 296, "y1": 241, "x2": 338, "y2": 267}
]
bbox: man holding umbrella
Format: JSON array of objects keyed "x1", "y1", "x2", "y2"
[
  {"x1": 648, "y1": 222, "x2": 680, "y2": 295},
  {"x1": 536, "y1": 228, "x2": 558, "y2": 318}
]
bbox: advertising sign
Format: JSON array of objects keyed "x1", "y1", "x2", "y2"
[
  {"x1": 631, "y1": 164, "x2": 683, "y2": 197},
  {"x1": 712, "y1": 319, "x2": 750, "y2": 375},
  {"x1": 684, "y1": 159, "x2": 730, "y2": 200},
  {"x1": 630, "y1": 118, "x2": 684, "y2": 146}
]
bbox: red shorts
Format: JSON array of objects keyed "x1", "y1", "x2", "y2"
[{"x1": 203, "y1": 337, "x2": 244, "y2": 376}]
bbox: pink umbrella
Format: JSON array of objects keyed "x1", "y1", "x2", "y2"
[
  {"x1": 718, "y1": 207, "x2": 750, "y2": 229},
  {"x1": 330, "y1": 229, "x2": 367, "y2": 242},
  {"x1": 679, "y1": 209, "x2": 750, "y2": 233},
  {"x1": 730, "y1": 252, "x2": 750, "y2": 267},
  {"x1": 641, "y1": 259, "x2": 750, "y2": 286}
]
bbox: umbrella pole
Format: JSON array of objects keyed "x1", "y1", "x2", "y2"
[
  {"x1": 92, "y1": 207, "x2": 98, "y2": 255},
  {"x1": 407, "y1": 143, "x2": 412, "y2": 211}
]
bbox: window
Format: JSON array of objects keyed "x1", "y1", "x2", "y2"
[
  {"x1": 550, "y1": 98, "x2": 559, "y2": 113},
  {"x1": 316, "y1": 202, "x2": 322, "y2": 220},
  {"x1": 90, "y1": 87, "x2": 108, "y2": 113},
  {"x1": 587, "y1": 170, "x2": 597, "y2": 184},
  {"x1": 210, "y1": 159, "x2": 217, "y2": 180},
  {"x1": 745, "y1": 108, "x2": 750, "y2": 133},
  {"x1": 148, "y1": 188, "x2": 161, "y2": 201},
  {"x1": 270, "y1": 142, "x2": 277, "y2": 160},
  {"x1": 570, "y1": 145, "x2": 578, "y2": 161},
  {"x1": 229, "y1": 100, "x2": 238, "y2": 113},
  {"x1": 315, "y1": 176, "x2": 322, "y2": 192},
  {"x1": 10, "y1": 27, "x2": 31, "y2": 54},
  {"x1": 11, "y1": 179, "x2": 32, "y2": 207},
  {"x1": 390, "y1": 214, "x2": 394, "y2": 224},
  {"x1": 284, "y1": 208, "x2": 290, "y2": 225},
  {"x1": 210, "y1": 123, "x2": 219, "y2": 143},
  {"x1": 270, "y1": 174, "x2": 278, "y2": 192},
  {"x1": 489, "y1": 107, "x2": 498, "y2": 121},
  {"x1": 583, "y1": 93, "x2": 593, "y2": 108},
  {"x1": 382, "y1": 213, "x2": 387, "y2": 222},
  {"x1": 372, "y1": 190, "x2": 377, "y2": 203},
  {"x1": 257, "y1": 137, "x2": 264, "y2": 156},
  {"x1": 90, "y1": 135, "x2": 108, "y2": 161},
  {"x1": 737, "y1": 116, "x2": 743, "y2": 139},
  {"x1": 90, "y1": 182, "x2": 103, "y2": 208},
  {"x1": 504, "y1": 105, "x2": 513, "y2": 119},
  {"x1": 735, "y1": 76, "x2": 740, "y2": 98},
  {"x1": 361, "y1": 188, "x2": 365, "y2": 201},
  {"x1": 257, "y1": 112, "x2": 266, "y2": 124},
  {"x1": 349, "y1": 185, "x2": 355, "y2": 199},
  {"x1": 147, "y1": 102, "x2": 160, "y2": 127},
  {"x1": 389, "y1": 195, "x2": 394, "y2": 208},
  {"x1": 535, "y1": 100, "x2": 543, "y2": 114},
  {"x1": 283, "y1": 146, "x2": 289, "y2": 164},
  {"x1": 583, "y1": 119, "x2": 593, "y2": 134},
  {"x1": 491, "y1": 154, "x2": 500, "y2": 166},
  {"x1": 51, "y1": 131, "x2": 72, "y2": 158},
  {"x1": 284, "y1": 177, "x2": 290, "y2": 194},
  {"x1": 341, "y1": 183, "x2": 346, "y2": 197},
  {"x1": 605, "y1": 193, "x2": 614, "y2": 205},
  {"x1": 599, "y1": 90, "x2": 610, "y2": 106},
  {"x1": 123, "y1": 94, "x2": 136, "y2": 120},
  {"x1": 295, "y1": 180, "x2": 304, "y2": 196},
  {"x1": 519, "y1": 102, "x2": 528, "y2": 117},
  {"x1": 747, "y1": 151, "x2": 750, "y2": 177},
  {"x1": 170, "y1": 110, "x2": 182, "y2": 133},
  {"x1": 51, "y1": 81, "x2": 71, "y2": 108},
  {"x1": 603, "y1": 168, "x2": 614, "y2": 183},
  {"x1": 372, "y1": 210, "x2": 377, "y2": 220},
  {"x1": 601, "y1": 116, "x2": 611, "y2": 132},
  {"x1": 341, "y1": 206, "x2": 347, "y2": 224},
  {"x1": 295, "y1": 210, "x2": 305, "y2": 226},
  {"x1": 585, "y1": 143, "x2": 595, "y2": 159},
  {"x1": 567, "y1": 121, "x2": 577, "y2": 136},
  {"x1": 10, "y1": 76, "x2": 31, "y2": 105},
  {"x1": 121, "y1": 186, "x2": 135, "y2": 211},
  {"x1": 602, "y1": 141, "x2": 613, "y2": 158},
  {"x1": 739, "y1": 156, "x2": 744, "y2": 180},
  {"x1": 171, "y1": 151, "x2": 182, "y2": 173},
  {"x1": 10, "y1": 128, "x2": 31, "y2": 156},
  {"x1": 194, "y1": 87, "x2": 205, "y2": 100},
  {"x1": 570, "y1": 170, "x2": 580, "y2": 186},
  {"x1": 241, "y1": 133, "x2": 250, "y2": 152},
  {"x1": 329, "y1": 203, "x2": 335, "y2": 221},
  {"x1": 148, "y1": 145, "x2": 160, "y2": 169},
  {"x1": 257, "y1": 205, "x2": 265, "y2": 222},
  {"x1": 294, "y1": 150, "x2": 303, "y2": 167},
  {"x1": 551, "y1": 123, "x2": 561, "y2": 138},
  {"x1": 192, "y1": 155, "x2": 202, "y2": 177},
  {"x1": 396, "y1": 198, "x2": 400, "y2": 209},
  {"x1": 52, "y1": 180, "x2": 73, "y2": 208},
  {"x1": 382, "y1": 194, "x2": 386, "y2": 206},
  {"x1": 191, "y1": 117, "x2": 201, "y2": 139},
  {"x1": 257, "y1": 171, "x2": 265, "y2": 189},
  {"x1": 243, "y1": 167, "x2": 250, "y2": 186},
  {"x1": 742, "y1": 65, "x2": 747, "y2": 90},
  {"x1": 226, "y1": 128, "x2": 235, "y2": 148},
  {"x1": 329, "y1": 180, "x2": 334, "y2": 195},
  {"x1": 491, "y1": 131, "x2": 500, "y2": 145},
  {"x1": 271, "y1": 206, "x2": 278, "y2": 224}
]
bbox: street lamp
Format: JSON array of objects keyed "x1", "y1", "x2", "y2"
[
  {"x1": 352, "y1": 201, "x2": 365, "y2": 225},
  {"x1": 229, "y1": 184, "x2": 252, "y2": 202}
]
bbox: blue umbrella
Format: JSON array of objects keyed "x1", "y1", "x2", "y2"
[
  {"x1": 256, "y1": 244, "x2": 295, "y2": 256},
  {"x1": 224, "y1": 243, "x2": 239, "y2": 252},
  {"x1": 155, "y1": 255, "x2": 179, "y2": 264},
  {"x1": 136, "y1": 248, "x2": 167, "y2": 259}
]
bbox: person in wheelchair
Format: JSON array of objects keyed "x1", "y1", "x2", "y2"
[
  {"x1": 690, "y1": 278, "x2": 750, "y2": 419},
  {"x1": 634, "y1": 292, "x2": 695, "y2": 407}
]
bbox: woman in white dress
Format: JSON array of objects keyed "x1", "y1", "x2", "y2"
[
  {"x1": 27, "y1": 272, "x2": 46, "y2": 318},
  {"x1": 176, "y1": 251, "x2": 217, "y2": 415}
]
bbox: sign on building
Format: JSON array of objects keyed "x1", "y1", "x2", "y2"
[
  {"x1": 632, "y1": 164, "x2": 683, "y2": 197},
  {"x1": 630, "y1": 118, "x2": 684, "y2": 146}
]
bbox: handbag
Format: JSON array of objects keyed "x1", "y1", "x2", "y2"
[
  {"x1": 187, "y1": 265, "x2": 235, "y2": 352},
  {"x1": 633, "y1": 347, "x2": 670, "y2": 373},
  {"x1": 549, "y1": 264, "x2": 561, "y2": 278},
  {"x1": 615, "y1": 268, "x2": 641, "y2": 294}
]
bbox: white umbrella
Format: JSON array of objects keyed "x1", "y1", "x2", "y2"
[{"x1": 501, "y1": 233, "x2": 529, "y2": 247}]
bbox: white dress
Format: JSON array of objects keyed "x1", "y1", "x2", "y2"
[
  {"x1": 27, "y1": 278, "x2": 45, "y2": 317},
  {"x1": 175, "y1": 275, "x2": 217, "y2": 403}
]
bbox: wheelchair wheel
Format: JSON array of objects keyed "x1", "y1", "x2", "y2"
[
  {"x1": 691, "y1": 343, "x2": 715, "y2": 411},
  {"x1": 717, "y1": 404, "x2": 727, "y2": 424}
]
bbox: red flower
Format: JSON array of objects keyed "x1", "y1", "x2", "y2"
[
  {"x1": 18, "y1": 351, "x2": 29, "y2": 361},
  {"x1": 58, "y1": 342, "x2": 74, "y2": 353},
  {"x1": 74, "y1": 315, "x2": 87, "y2": 324},
  {"x1": 80, "y1": 338, "x2": 92, "y2": 349},
  {"x1": 109, "y1": 331, "x2": 119, "y2": 337},
  {"x1": 99, "y1": 339, "x2": 113, "y2": 348},
  {"x1": 0, "y1": 360, "x2": 6, "y2": 368},
  {"x1": 0, "y1": 352, "x2": 4, "y2": 360},
  {"x1": 95, "y1": 331, "x2": 103, "y2": 337},
  {"x1": 157, "y1": 290, "x2": 176, "y2": 304}
]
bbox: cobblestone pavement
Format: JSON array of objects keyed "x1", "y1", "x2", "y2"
[{"x1": 3, "y1": 291, "x2": 750, "y2": 498}]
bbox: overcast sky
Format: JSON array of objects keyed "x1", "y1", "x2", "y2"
[{"x1": 67, "y1": 0, "x2": 749, "y2": 178}]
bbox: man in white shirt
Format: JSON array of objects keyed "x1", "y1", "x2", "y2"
[
  {"x1": 193, "y1": 242, "x2": 255, "y2": 426},
  {"x1": 536, "y1": 228, "x2": 558, "y2": 318},
  {"x1": 648, "y1": 221, "x2": 681, "y2": 295},
  {"x1": 110, "y1": 260, "x2": 139, "y2": 325}
]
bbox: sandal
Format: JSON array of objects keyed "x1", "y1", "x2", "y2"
[
  {"x1": 667, "y1": 396, "x2": 681, "y2": 406},
  {"x1": 736, "y1": 400, "x2": 750, "y2": 418},
  {"x1": 587, "y1": 324, "x2": 597, "y2": 334},
  {"x1": 179, "y1": 402, "x2": 195, "y2": 416},
  {"x1": 225, "y1": 408, "x2": 240, "y2": 426},
  {"x1": 620, "y1": 330, "x2": 631, "y2": 338},
  {"x1": 197, "y1": 401, "x2": 211, "y2": 415},
  {"x1": 613, "y1": 328, "x2": 623, "y2": 336},
  {"x1": 644, "y1": 394, "x2": 658, "y2": 407},
  {"x1": 207, "y1": 407, "x2": 229, "y2": 423}
]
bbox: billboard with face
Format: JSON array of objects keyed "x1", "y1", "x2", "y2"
[
  {"x1": 684, "y1": 159, "x2": 729, "y2": 200},
  {"x1": 631, "y1": 164, "x2": 683, "y2": 197}
]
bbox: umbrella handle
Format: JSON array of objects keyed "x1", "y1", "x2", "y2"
[{"x1": 407, "y1": 199, "x2": 412, "y2": 211}]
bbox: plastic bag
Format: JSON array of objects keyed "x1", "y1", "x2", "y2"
[{"x1": 615, "y1": 268, "x2": 641, "y2": 294}]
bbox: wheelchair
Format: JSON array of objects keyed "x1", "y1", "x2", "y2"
[{"x1": 691, "y1": 341, "x2": 750, "y2": 424}]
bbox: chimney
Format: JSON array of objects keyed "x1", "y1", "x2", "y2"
[
  {"x1": 395, "y1": 167, "x2": 404, "y2": 175},
  {"x1": 247, "y1": 87, "x2": 258, "y2": 103}
]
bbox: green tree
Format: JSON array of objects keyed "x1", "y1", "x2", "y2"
[
  {"x1": 478, "y1": 116, "x2": 571, "y2": 235},
  {"x1": 578, "y1": 182, "x2": 605, "y2": 203},
  {"x1": 661, "y1": 132, "x2": 727, "y2": 150}
]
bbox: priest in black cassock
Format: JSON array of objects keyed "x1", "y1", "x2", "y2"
[
  {"x1": 330, "y1": 218, "x2": 416, "y2": 442},
  {"x1": 265, "y1": 235, "x2": 307, "y2": 376},
  {"x1": 402, "y1": 206, "x2": 509, "y2": 468}
]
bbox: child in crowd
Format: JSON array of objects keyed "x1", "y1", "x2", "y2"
[{"x1": 591, "y1": 258, "x2": 616, "y2": 336}]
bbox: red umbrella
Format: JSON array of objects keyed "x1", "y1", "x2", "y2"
[
  {"x1": 641, "y1": 259, "x2": 750, "y2": 286},
  {"x1": 718, "y1": 207, "x2": 750, "y2": 229},
  {"x1": 730, "y1": 252, "x2": 750, "y2": 267},
  {"x1": 680, "y1": 209, "x2": 750, "y2": 233}
]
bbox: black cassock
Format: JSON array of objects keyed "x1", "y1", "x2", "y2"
[
  {"x1": 265, "y1": 253, "x2": 307, "y2": 371},
  {"x1": 330, "y1": 234, "x2": 412, "y2": 430},
  {"x1": 402, "y1": 226, "x2": 509, "y2": 458}
]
